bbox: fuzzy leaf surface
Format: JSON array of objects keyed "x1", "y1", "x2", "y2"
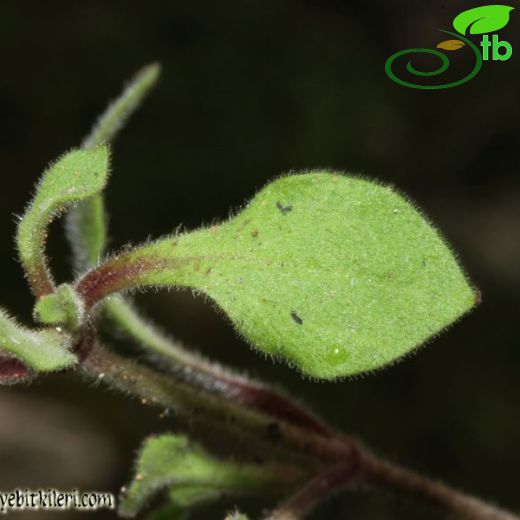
[
  {"x1": 17, "y1": 146, "x2": 110, "y2": 295},
  {"x1": 79, "y1": 173, "x2": 476, "y2": 379}
]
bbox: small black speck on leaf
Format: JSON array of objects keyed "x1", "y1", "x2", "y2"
[
  {"x1": 251, "y1": 229, "x2": 259, "y2": 238},
  {"x1": 276, "y1": 201, "x2": 293, "y2": 214},
  {"x1": 291, "y1": 310, "x2": 303, "y2": 325}
]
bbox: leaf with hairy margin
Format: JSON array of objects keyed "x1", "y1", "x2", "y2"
[
  {"x1": 71, "y1": 172, "x2": 476, "y2": 380},
  {"x1": 17, "y1": 146, "x2": 110, "y2": 295}
]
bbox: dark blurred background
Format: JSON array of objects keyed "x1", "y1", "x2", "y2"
[{"x1": 0, "y1": 1, "x2": 518, "y2": 519}]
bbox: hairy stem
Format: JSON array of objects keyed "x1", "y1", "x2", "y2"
[
  {"x1": 81, "y1": 343, "x2": 353, "y2": 465},
  {"x1": 266, "y1": 460, "x2": 361, "y2": 520},
  {"x1": 80, "y1": 343, "x2": 517, "y2": 520},
  {"x1": 81, "y1": 63, "x2": 160, "y2": 150},
  {"x1": 67, "y1": 63, "x2": 161, "y2": 272},
  {"x1": 362, "y1": 452, "x2": 518, "y2": 520},
  {"x1": 0, "y1": 355, "x2": 33, "y2": 385},
  {"x1": 105, "y1": 295, "x2": 332, "y2": 435}
]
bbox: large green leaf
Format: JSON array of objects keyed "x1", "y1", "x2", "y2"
[
  {"x1": 453, "y1": 5, "x2": 514, "y2": 35},
  {"x1": 73, "y1": 172, "x2": 476, "y2": 380}
]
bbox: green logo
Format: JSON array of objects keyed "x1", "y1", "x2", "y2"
[{"x1": 385, "y1": 5, "x2": 514, "y2": 89}]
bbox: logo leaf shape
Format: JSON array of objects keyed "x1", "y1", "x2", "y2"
[
  {"x1": 437, "y1": 39, "x2": 466, "y2": 51},
  {"x1": 453, "y1": 5, "x2": 514, "y2": 35}
]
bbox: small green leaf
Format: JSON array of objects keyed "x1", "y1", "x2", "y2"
[
  {"x1": 34, "y1": 284, "x2": 85, "y2": 330},
  {"x1": 78, "y1": 173, "x2": 476, "y2": 380},
  {"x1": 17, "y1": 146, "x2": 110, "y2": 296},
  {"x1": 0, "y1": 308, "x2": 76, "y2": 371},
  {"x1": 453, "y1": 5, "x2": 514, "y2": 35},
  {"x1": 119, "y1": 434, "x2": 303, "y2": 518}
]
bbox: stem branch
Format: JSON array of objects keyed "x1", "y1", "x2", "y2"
[
  {"x1": 267, "y1": 460, "x2": 361, "y2": 520},
  {"x1": 81, "y1": 343, "x2": 353, "y2": 466},
  {"x1": 105, "y1": 295, "x2": 333, "y2": 436},
  {"x1": 362, "y1": 452, "x2": 518, "y2": 520},
  {"x1": 80, "y1": 343, "x2": 518, "y2": 520}
]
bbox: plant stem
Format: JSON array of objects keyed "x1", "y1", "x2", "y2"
[
  {"x1": 0, "y1": 355, "x2": 33, "y2": 384},
  {"x1": 362, "y1": 452, "x2": 518, "y2": 520},
  {"x1": 81, "y1": 343, "x2": 353, "y2": 465},
  {"x1": 80, "y1": 343, "x2": 518, "y2": 519},
  {"x1": 266, "y1": 460, "x2": 361, "y2": 520},
  {"x1": 81, "y1": 63, "x2": 160, "y2": 150},
  {"x1": 267, "y1": 451, "x2": 518, "y2": 520},
  {"x1": 67, "y1": 63, "x2": 161, "y2": 273},
  {"x1": 104, "y1": 295, "x2": 333, "y2": 436}
]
